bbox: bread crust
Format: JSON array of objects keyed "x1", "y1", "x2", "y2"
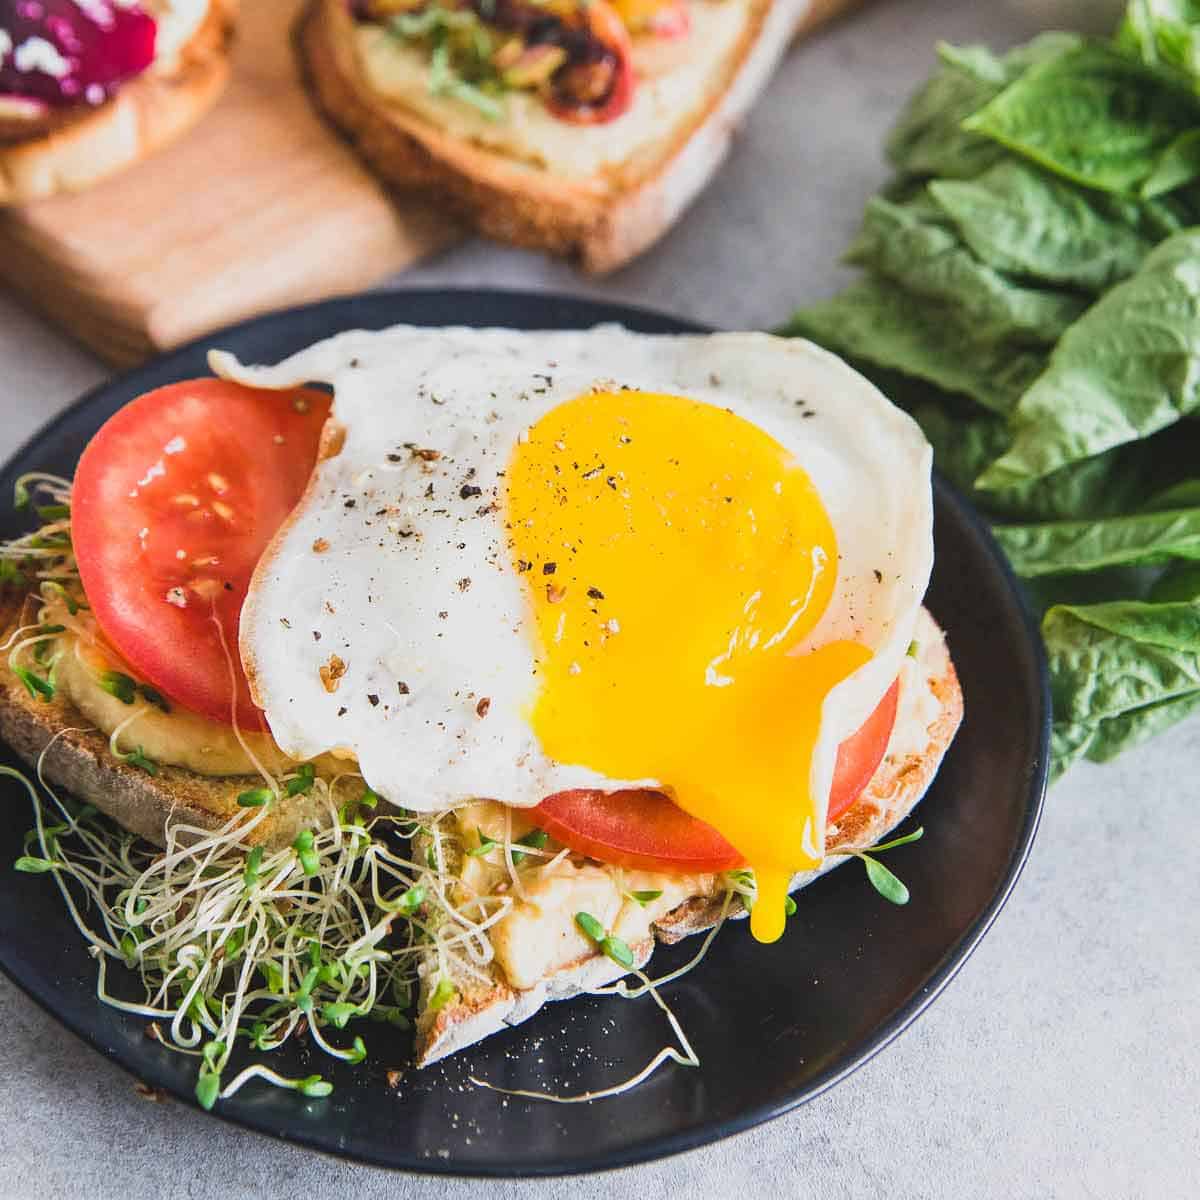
[
  {"x1": 0, "y1": 592, "x2": 326, "y2": 848},
  {"x1": 414, "y1": 607, "x2": 963, "y2": 1066},
  {"x1": 295, "y1": 0, "x2": 805, "y2": 271},
  {"x1": 0, "y1": 0, "x2": 238, "y2": 205}
]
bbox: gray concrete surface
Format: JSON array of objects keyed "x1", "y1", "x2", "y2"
[{"x1": 0, "y1": 1, "x2": 1196, "y2": 1196}]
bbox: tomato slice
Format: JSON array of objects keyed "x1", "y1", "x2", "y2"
[
  {"x1": 72, "y1": 379, "x2": 331, "y2": 727},
  {"x1": 546, "y1": 0, "x2": 635, "y2": 125},
  {"x1": 827, "y1": 678, "x2": 900, "y2": 823},
  {"x1": 534, "y1": 677, "x2": 901, "y2": 873}
]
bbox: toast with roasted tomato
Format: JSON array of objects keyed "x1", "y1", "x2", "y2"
[{"x1": 295, "y1": 0, "x2": 865, "y2": 270}]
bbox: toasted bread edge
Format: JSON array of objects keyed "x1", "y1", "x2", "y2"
[
  {"x1": 295, "y1": 0, "x2": 802, "y2": 271},
  {"x1": 414, "y1": 606, "x2": 963, "y2": 1066}
]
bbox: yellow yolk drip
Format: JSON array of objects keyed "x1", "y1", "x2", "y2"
[{"x1": 506, "y1": 391, "x2": 870, "y2": 942}]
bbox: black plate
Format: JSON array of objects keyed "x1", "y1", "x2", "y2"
[{"x1": 0, "y1": 291, "x2": 1049, "y2": 1176}]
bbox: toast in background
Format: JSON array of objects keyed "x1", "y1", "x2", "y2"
[
  {"x1": 297, "y1": 0, "x2": 861, "y2": 271},
  {"x1": 0, "y1": 0, "x2": 237, "y2": 204}
]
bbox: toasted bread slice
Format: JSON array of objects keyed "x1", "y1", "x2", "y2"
[
  {"x1": 296, "y1": 0, "x2": 828, "y2": 271},
  {"x1": 413, "y1": 607, "x2": 963, "y2": 1065},
  {"x1": 0, "y1": 0, "x2": 237, "y2": 205},
  {"x1": 0, "y1": 592, "x2": 330, "y2": 848}
]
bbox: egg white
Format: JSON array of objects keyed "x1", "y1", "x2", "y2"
[{"x1": 213, "y1": 326, "x2": 933, "y2": 831}]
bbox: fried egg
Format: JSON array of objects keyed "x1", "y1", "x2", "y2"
[{"x1": 214, "y1": 326, "x2": 933, "y2": 942}]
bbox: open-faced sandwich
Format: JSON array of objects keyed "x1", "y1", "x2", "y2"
[
  {"x1": 296, "y1": 0, "x2": 854, "y2": 270},
  {"x1": 0, "y1": 0, "x2": 237, "y2": 203},
  {"x1": 0, "y1": 323, "x2": 961, "y2": 1105}
]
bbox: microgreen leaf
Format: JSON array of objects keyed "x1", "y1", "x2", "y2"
[
  {"x1": 511, "y1": 827, "x2": 549, "y2": 864},
  {"x1": 285, "y1": 763, "x2": 316, "y2": 797},
  {"x1": 13, "y1": 479, "x2": 29, "y2": 510},
  {"x1": 292, "y1": 829, "x2": 319, "y2": 876},
  {"x1": 201, "y1": 1040, "x2": 226, "y2": 1071},
  {"x1": 14, "y1": 667, "x2": 54, "y2": 701},
  {"x1": 298, "y1": 1075, "x2": 333, "y2": 1098},
  {"x1": 195, "y1": 1070, "x2": 220, "y2": 1111},
  {"x1": 346, "y1": 1035, "x2": 367, "y2": 1065},
  {"x1": 466, "y1": 828, "x2": 498, "y2": 856},
  {"x1": 861, "y1": 855, "x2": 911, "y2": 905},
  {"x1": 122, "y1": 746, "x2": 158, "y2": 775},
  {"x1": 629, "y1": 889, "x2": 663, "y2": 906},
  {"x1": 574, "y1": 911, "x2": 605, "y2": 943},
  {"x1": 784, "y1": 895, "x2": 797, "y2": 916},
  {"x1": 428, "y1": 977, "x2": 457, "y2": 1012},
  {"x1": 870, "y1": 826, "x2": 925, "y2": 854},
  {"x1": 119, "y1": 932, "x2": 138, "y2": 967},
  {"x1": 295, "y1": 966, "x2": 320, "y2": 1004},
  {"x1": 35, "y1": 504, "x2": 69, "y2": 521},
  {"x1": 321, "y1": 1001, "x2": 360, "y2": 1029},
  {"x1": 358, "y1": 787, "x2": 380, "y2": 810},
  {"x1": 395, "y1": 884, "x2": 425, "y2": 916},
  {"x1": 243, "y1": 846, "x2": 264, "y2": 891},
  {"x1": 907, "y1": 639, "x2": 919, "y2": 657},
  {"x1": 99, "y1": 671, "x2": 137, "y2": 705},
  {"x1": 13, "y1": 855, "x2": 55, "y2": 873},
  {"x1": 600, "y1": 936, "x2": 635, "y2": 970},
  {"x1": 237, "y1": 787, "x2": 273, "y2": 808}
]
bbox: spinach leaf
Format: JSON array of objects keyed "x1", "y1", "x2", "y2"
[
  {"x1": 1044, "y1": 600, "x2": 1200, "y2": 730},
  {"x1": 912, "y1": 400, "x2": 1151, "y2": 521},
  {"x1": 781, "y1": 276, "x2": 1047, "y2": 415},
  {"x1": 1050, "y1": 721, "x2": 1097, "y2": 781},
  {"x1": 886, "y1": 35, "x2": 1083, "y2": 182},
  {"x1": 1142, "y1": 127, "x2": 1200, "y2": 195},
  {"x1": 846, "y1": 195, "x2": 1087, "y2": 342},
  {"x1": 1086, "y1": 688, "x2": 1200, "y2": 761},
  {"x1": 1118, "y1": 0, "x2": 1200, "y2": 90},
  {"x1": 994, "y1": 506, "x2": 1200, "y2": 576},
  {"x1": 964, "y1": 43, "x2": 1200, "y2": 196},
  {"x1": 978, "y1": 229, "x2": 1200, "y2": 488},
  {"x1": 929, "y1": 160, "x2": 1158, "y2": 290}
]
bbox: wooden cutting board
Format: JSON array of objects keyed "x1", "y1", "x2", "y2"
[
  {"x1": 0, "y1": 0, "x2": 461, "y2": 369},
  {"x1": 0, "y1": 0, "x2": 865, "y2": 370}
]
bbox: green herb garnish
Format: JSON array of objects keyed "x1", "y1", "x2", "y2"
[
  {"x1": 99, "y1": 670, "x2": 137, "y2": 705},
  {"x1": 511, "y1": 827, "x2": 549, "y2": 864},
  {"x1": 237, "y1": 787, "x2": 273, "y2": 808},
  {"x1": 286, "y1": 762, "x2": 316, "y2": 797},
  {"x1": 292, "y1": 829, "x2": 320, "y2": 876},
  {"x1": 428, "y1": 977, "x2": 458, "y2": 1012},
  {"x1": 466, "y1": 828, "x2": 498, "y2": 856},
  {"x1": 574, "y1": 910, "x2": 606, "y2": 942}
]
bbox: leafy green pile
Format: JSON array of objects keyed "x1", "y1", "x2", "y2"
[{"x1": 782, "y1": 1, "x2": 1200, "y2": 779}]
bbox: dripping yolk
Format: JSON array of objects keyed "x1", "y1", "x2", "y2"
[{"x1": 505, "y1": 391, "x2": 870, "y2": 942}]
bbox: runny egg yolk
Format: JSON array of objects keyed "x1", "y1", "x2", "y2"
[{"x1": 505, "y1": 391, "x2": 870, "y2": 942}]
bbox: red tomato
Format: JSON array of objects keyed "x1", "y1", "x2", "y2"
[
  {"x1": 534, "y1": 678, "x2": 901, "y2": 873},
  {"x1": 72, "y1": 379, "x2": 331, "y2": 727},
  {"x1": 546, "y1": 0, "x2": 635, "y2": 125},
  {"x1": 826, "y1": 677, "x2": 899, "y2": 823}
]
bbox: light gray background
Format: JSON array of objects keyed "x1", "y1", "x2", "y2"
[{"x1": 1, "y1": 1, "x2": 1196, "y2": 1197}]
